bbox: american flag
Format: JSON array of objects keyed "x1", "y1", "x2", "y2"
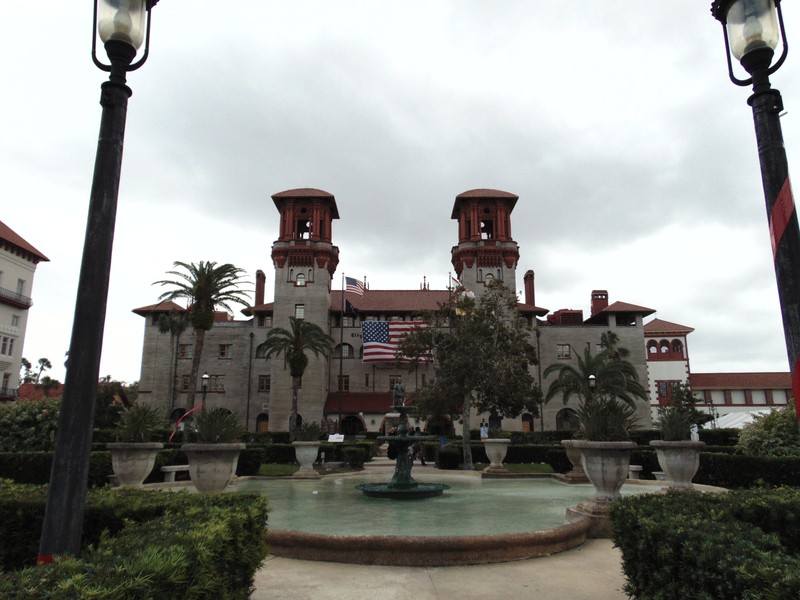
[
  {"x1": 345, "y1": 277, "x2": 365, "y2": 296},
  {"x1": 361, "y1": 321, "x2": 427, "y2": 362}
]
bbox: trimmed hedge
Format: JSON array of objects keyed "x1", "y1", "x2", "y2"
[
  {"x1": 611, "y1": 488, "x2": 800, "y2": 599},
  {"x1": 0, "y1": 481, "x2": 268, "y2": 598},
  {"x1": 695, "y1": 452, "x2": 800, "y2": 488},
  {"x1": 0, "y1": 447, "x2": 265, "y2": 487},
  {"x1": 699, "y1": 427, "x2": 740, "y2": 446},
  {"x1": 0, "y1": 452, "x2": 112, "y2": 487}
]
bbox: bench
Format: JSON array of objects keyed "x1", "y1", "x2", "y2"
[{"x1": 161, "y1": 464, "x2": 190, "y2": 482}]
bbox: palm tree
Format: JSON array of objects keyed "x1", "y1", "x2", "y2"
[
  {"x1": 155, "y1": 261, "x2": 249, "y2": 410},
  {"x1": 157, "y1": 310, "x2": 190, "y2": 413},
  {"x1": 257, "y1": 317, "x2": 334, "y2": 437},
  {"x1": 543, "y1": 334, "x2": 647, "y2": 408}
]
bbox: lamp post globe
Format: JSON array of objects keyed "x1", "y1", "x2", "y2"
[
  {"x1": 711, "y1": 0, "x2": 800, "y2": 432},
  {"x1": 37, "y1": 0, "x2": 163, "y2": 564}
]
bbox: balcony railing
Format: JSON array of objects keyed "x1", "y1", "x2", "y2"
[{"x1": 0, "y1": 286, "x2": 32, "y2": 309}]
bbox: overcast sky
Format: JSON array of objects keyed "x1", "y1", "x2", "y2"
[{"x1": 3, "y1": 1, "x2": 800, "y2": 384}]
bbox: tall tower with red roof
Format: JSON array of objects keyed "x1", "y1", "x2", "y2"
[
  {"x1": 269, "y1": 188, "x2": 340, "y2": 429},
  {"x1": 450, "y1": 189, "x2": 520, "y2": 297}
]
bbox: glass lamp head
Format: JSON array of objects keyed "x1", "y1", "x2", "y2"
[{"x1": 97, "y1": 0, "x2": 148, "y2": 50}]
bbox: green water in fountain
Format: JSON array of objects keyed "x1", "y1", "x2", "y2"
[{"x1": 234, "y1": 474, "x2": 657, "y2": 536}]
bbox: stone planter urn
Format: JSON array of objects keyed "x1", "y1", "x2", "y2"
[
  {"x1": 107, "y1": 442, "x2": 163, "y2": 488},
  {"x1": 560, "y1": 440, "x2": 589, "y2": 482},
  {"x1": 649, "y1": 440, "x2": 705, "y2": 490},
  {"x1": 482, "y1": 439, "x2": 511, "y2": 474},
  {"x1": 292, "y1": 441, "x2": 321, "y2": 479},
  {"x1": 565, "y1": 440, "x2": 636, "y2": 538},
  {"x1": 182, "y1": 443, "x2": 245, "y2": 493}
]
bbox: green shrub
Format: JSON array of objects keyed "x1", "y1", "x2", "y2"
[
  {"x1": 612, "y1": 488, "x2": 800, "y2": 599},
  {"x1": 343, "y1": 447, "x2": 366, "y2": 468},
  {"x1": 0, "y1": 452, "x2": 112, "y2": 487},
  {"x1": 192, "y1": 408, "x2": 246, "y2": 443},
  {"x1": 737, "y1": 405, "x2": 800, "y2": 458},
  {"x1": 113, "y1": 404, "x2": 166, "y2": 443},
  {"x1": 0, "y1": 400, "x2": 61, "y2": 452},
  {"x1": 436, "y1": 446, "x2": 462, "y2": 469},
  {"x1": 695, "y1": 453, "x2": 800, "y2": 488},
  {"x1": 699, "y1": 427, "x2": 740, "y2": 446},
  {"x1": 0, "y1": 483, "x2": 268, "y2": 598},
  {"x1": 236, "y1": 447, "x2": 266, "y2": 476}
]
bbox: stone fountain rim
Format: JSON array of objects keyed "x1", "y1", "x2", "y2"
[{"x1": 266, "y1": 517, "x2": 592, "y2": 566}]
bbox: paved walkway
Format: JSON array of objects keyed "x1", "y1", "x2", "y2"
[{"x1": 251, "y1": 539, "x2": 628, "y2": 600}]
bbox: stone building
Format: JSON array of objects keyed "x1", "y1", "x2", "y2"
[
  {"x1": 0, "y1": 220, "x2": 48, "y2": 400},
  {"x1": 135, "y1": 187, "x2": 660, "y2": 433}
]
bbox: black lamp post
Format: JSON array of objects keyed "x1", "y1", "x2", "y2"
[
  {"x1": 202, "y1": 371, "x2": 210, "y2": 407},
  {"x1": 38, "y1": 0, "x2": 162, "y2": 563},
  {"x1": 711, "y1": 0, "x2": 800, "y2": 430}
]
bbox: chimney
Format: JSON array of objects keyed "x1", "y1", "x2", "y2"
[
  {"x1": 523, "y1": 270, "x2": 535, "y2": 306},
  {"x1": 591, "y1": 290, "x2": 609, "y2": 316},
  {"x1": 255, "y1": 270, "x2": 266, "y2": 306}
]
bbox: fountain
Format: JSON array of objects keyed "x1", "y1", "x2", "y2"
[{"x1": 356, "y1": 401, "x2": 449, "y2": 499}]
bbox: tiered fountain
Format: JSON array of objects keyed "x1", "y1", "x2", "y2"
[{"x1": 356, "y1": 401, "x2": 449, "y2": 499}]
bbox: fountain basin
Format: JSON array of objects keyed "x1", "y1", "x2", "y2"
[
  {"x1": 267, "y1": 519, "x2": 591, "y2": 566},
  {"x1": 232, "y1": 472, "x2": 659, "y2": 565}
]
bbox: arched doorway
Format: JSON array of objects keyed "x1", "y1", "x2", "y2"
[
  {"x1": 521, "y1": 413, "x2": 534, "y2": 433},
  {"x1": 556, "y1": 408, "x2": 579, "y2": 432},
  {"x1": 256, "y1": 412, "x2": 269, "y2": 433},
  {"x1": 488, "y1": 413, "x2": 502, "y2": 431},
  {"x1": 169, "y1": 408, "x2": 186, "y2": 426},
  {"x1": 341, "y1": 415, "x2": 364, "y2": 436}
]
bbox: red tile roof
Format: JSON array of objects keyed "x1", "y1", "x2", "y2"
[
  {"x1": 132, "y1": 301, "x2": 185, "y2": 316},
  {"x1": 242, "y1": 302, "x2": 274, "y2": 316},
  {"x1": 328, "y1": 289, "x2": 548, "y2": 316},
  {"x1": 271, "y1": 188, "x2": 339, "y2": 219},
  {"x1": 324, "y1": 392, "x2": 393, "y2": 414},
  {"x1": 0, "y1": 220, "x2": 49, "y2": 263},
  {"x1": 17, "y1": 382, "x2": 64, "y2": 400},
  {"x1": 333, "y1": 289, "x2": 452, "y2": 313},
  {"x1": 690, "y1": 372, "x2": 791, "y2": 389},
  {"x1": 584, "y1": 300, "x2": 655, "y2": 324},
  {"x1": 644, "y1": 318, "x2": 695, "y2": 335},
  {"x1": 451, "y1": 189, "x2": 518, "y2": 218}
]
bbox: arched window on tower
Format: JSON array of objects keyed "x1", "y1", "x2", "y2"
[
  {"x1": 296, "y1": 273, "x2": 306, "y2": 287},
  {"x1": 672, "y1": 340, "x2": 683, "y2": 356},
  {"x1": 484, "y1": 273, "x2": 494, "y2": 285},
  {"x1": 647, "y1": 340, "x2": 658, "y2": 355},
  {"x1": 660, "y1": 340, "x2": 670, "y2": 353},
  {"x1": 480, "y1": 219, "x2": 494, "y2": 239}
]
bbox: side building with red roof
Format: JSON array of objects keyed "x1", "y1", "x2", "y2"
[
  {"x1": 0, "y1": 219, "x2": 49, "y2": 401},
  {"x1": 134, "y1": 188, "x2": 662, "y2": 434}
]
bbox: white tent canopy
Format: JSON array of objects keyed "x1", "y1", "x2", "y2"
[{"x1": 714, "y1": 409, "x2": 775, "y2": 430}]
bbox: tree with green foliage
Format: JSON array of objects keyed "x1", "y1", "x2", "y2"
[
  {"x1": 543, "y1": 331, "x2": 647, "y2": 440},
  {"x1": 155, "y1": 261, "x2": 249, "y2": 410},
  {"x1": 256, "y1": 317, "x2": 334, "y2": 438},
  {"x1": 736, "y1": 404, "x2": 800, "y2": 458},
  {"x1": 157, "y1": 310, "x2": 190, "y2": 412},
  {"x1": 94, "y1": 379, "x2": 138, "y2": 429},
  {"x1": 653, "y1": 381, "x2": 709, "y2": 440},
  {"x1": 399, "y1": 280, "x2": 539, "y2": 470},
  {"x1": 20, "y1": 357, "x2": 52, "y2": 384}
]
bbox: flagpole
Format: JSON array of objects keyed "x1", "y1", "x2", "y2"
[{"x1": 339, "y1": 273, "x2": 345, "y2": 433}]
